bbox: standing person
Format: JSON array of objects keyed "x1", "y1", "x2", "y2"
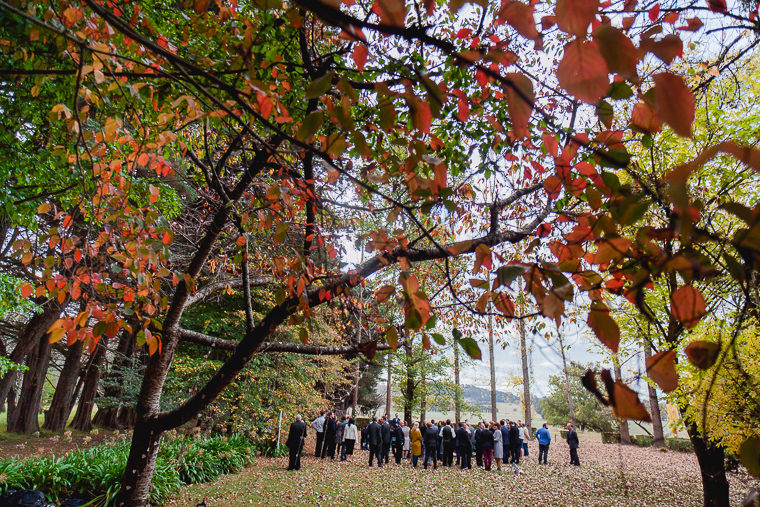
[
  {"x1": 517, "y1": 420, "x2": 524, "y2": 458},
  {"x1": 456, "y1": 422, "x2": 472, "y2": 469},
  {"x1": 286, "y1": 414, "x2": 307, "y2": 471},
  {"x1": 381, "y1": 416, "x2": 392, "y2": 464},
  {"x1": 437, "y1": 421, "x2": 444, "y2": 461},
  {"x1": 441, "y1": 420, "x2": 455, "y2": 467},
  {"x1": 521, "y1": 422, "x2": 531, "y2": 457},
  {"x1": 478, "y1": 422, "x2": 494, "y2": 471},
  {"x1": 492, "y1": 422, "x2": 504, "y2": 472},
  {"x1": 361, "y1": 424, "x2": 370, "y2": 450},
  {"x1": 410, "y1": 422, "x2": 423, "y2": 467},
  {"x1": 500, "y1": 420, "x2": 510, "y2": 466},
  {"x1": 367, "y1": 417, "x2": 383, "y2": 467},
  {"x1": 311, "y1": 411, "x2": 325, "y2": 457},
  {"x1": 393, "y1": 423, "x2": 405, "y2": 464},
  {"x1": 402, "y1": 421, "x2": 411, "y2": 458},
  {"x1": 335, "y1": 415, "x2": 346, "y2": 459},
  {"x1": 391, "y1": 413, "x2": 401, "y2": 429},
  {"x1": 509, "y1": 421, "x2": 521, "y2": 464},
  {"x1": 566, "y1": 423, "x2": 580, "y2": 465},
  {"x1": 322, "y1": 412, "x2": 337, "y2": 459},
  {"x1": 423, "y1": 422, "x2": 439, "y2": 469},
  {"x1": 535, "y1": 423, "x2": 551, "y2": 464},
  {"x1": 342, "y1": 417, "x2": 358, "y2": 461},
  {"x1": 474, "y1": 422, "x2": 484, "y2": 468}
]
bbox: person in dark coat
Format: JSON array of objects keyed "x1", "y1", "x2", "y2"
[
  {"x1": 441, "y1": 420, "x2": 455, "y2": 466},
  {"x1": 566, "y1": 423, "x2": 580, "y2": 465},
  {"x1": 474, "y1": 422, "x2": 484, "y2": 467},
  {"x1": 380, "y1": 417, "x2": 392, "y2": 464},
  {"x1": 367, "y1": 416, "x2": 383, "y2": 467},
  {"x1": 286, "y1": 414, "x2": 307, "y2": 470},
  {"x1": 322, "y1": 412, "x2": 337, "y2": 459},
  {"x1": 423, "y1": 421, "x2": 439, "y2": 469},
  {"x1": 393, "y1": 424, "x2": 405, "y2": 464},
  {"x1": 509, "y1": 421, "x2": 521, "y2": 464},
  {"x1": 456, "y1": 422, "x2": 472, "y2": 469},
  {"x1": 478, "y1": 422, "x2": 494, "y2": 471},
  {"x1": 500, "y1": 420, "x2": 510, "y2": 465}
]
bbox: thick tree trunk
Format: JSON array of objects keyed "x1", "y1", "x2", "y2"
[
  {"x1": 93, "y1": 330, "x2": 136, "y2": 428},
  {"x1": 404, "y1": 345, "x2": 413, "y2": 425},
  {"x1": 70, "y1": 336, "x2": 109, "y2": 431},
  {"x1": 643, "y1": 342, "x2": 665, "y2": 447},
  {"x1": 43, "y1": 340, "x2": 84, "y2": 432},
  {"x1": 687, "y1": 419, "x2": 730, "y2": 507},
  {"x1": 454, "y1": 342, "x2": 461, "y2": 424},
  {"x1": 0, "y1": 302, "x2": 63, "y2": 411},
  {"x1": 613, "y1": 355, "x2": 632, "y2": 444},
  {"x1": 118, "y1": 422, "x2": 164, "y2": 506},
  {"x1": 351, "y1": 361, "x2": 359, "y2": 417},
  {"x1": 7, "y1": 332, "x2": 52, "y2": 434},
  {"x1": 518, "y1": 316, "x2": 532, "y2": 431},
  {"x1": 557, "y1": 328, "x2": 576, "y2": 426},
  {"x1": 385, "y1": 352, "x2": 392, "y2": 418}
]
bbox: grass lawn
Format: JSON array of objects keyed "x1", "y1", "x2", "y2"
[{"x1": 169, "y1": 440, "x2": 758, "y2": 506}]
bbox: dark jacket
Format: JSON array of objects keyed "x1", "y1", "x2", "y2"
[
  {"x1": 478, "y1": 428, "x2": 494, "y2": 450},
  {"x1": 501, "y1": 425, "x2": 510, "y2": 447},
  {"x1": 423, "y1": 426, "x2": 439, "y2": 448},
  {"x1": 324, "y1": 417, "x2": 337, "y2": 444},
  {"x1": 381, "y1": 422, "x2": 392, "y2": 444},
  {"x1": 394, "y1": 426, "x2": 404, "y2": 449},
  {"x1": 474, "y1": 428, "x2": 482, "y2": 450},
  {"x1": 509, "y1": 424, "x2": 520, "y2": 448},
  {"x1": 455, "y1": 427, "x2": 471, "y2": 452},
  {"x1": 285, "y1": 420, "x2": 307, "y2": 450},
  {"x1": 368, "y1": 421, "x2": 382, "y2": 446},
  {"x1": 567, "y1": 429, "x2": 579, "y2": 449},
  {"x1": 442, "y1": 425, "x2": 454, "y2": 442}
]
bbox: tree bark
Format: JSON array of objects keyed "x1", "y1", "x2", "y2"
[
  {"x1": 686, "y1": 419, "x2": 730, "y2": 507},
  {"x1": 557, "y1": 327, "x2": 575, "y2": 426},
  {"x1": 0, "y1": 302, "x2": 63, "y2": 411},
  {"x1": 613, "y1": 355, "x2": 632, "y2": 444},
  {"x1": 385, "y1": 352, "x2": 392, "y2": 418},
  {"x1": 518, "y1": 316, "x2": 532, "y2": 431},
  {"x1": 7, "y1": 331, "x2": 52, "y2": 434},
  {"x1": 43, "y1": 340, "x2": 84, "y2": 432},
  {"x1": 454, "y1": 342, "x2": 461, "y2": 424},
  {"x1": 488, "y1": 309, "x2": 497, "y2": 421},
  {"x1": 643, "y1": 341, "x2": 665, "y2": 447},
  {"x1": 93, "y1": 330, "x2": 137, "y2": 428},
  {"x1": 419, "y1": 369, "x2": 427, "y2": 423},
  {"x1": 403, "y1": 344, "x2": 414, "y2": 426},
  {"x1": 70, "y1": 336, "x2": 109, "y2": 431}
]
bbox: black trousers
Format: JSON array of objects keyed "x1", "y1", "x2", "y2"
[
  {"x1": 369, "y1": 444, "x2": 383, "y2": 466},
  {"x1": 315, "y1": 431, "x2": 324, "y2": 457},
  {"x1": 323, "y1": 440, "x2": 336, "y2": 459},
  {"x1": 569, "y1": 447, "x2": 580, "y2": 465},
  {"x1": 510, "y1": 445, "x2": 520, "y2": 464},
  {"x1": 443, "y1": 441, "x2": 454, "y2": 466},
  {"x1": 424, "y1": 444, "x2": 437, "y2": 468},
  {"x1": 538, "y1": 443, "x2": 549, "y2": 464},
  {"x1": 475, "y1": 447, "x2": 483, "y2": 467},
  {"x1": 381, "y1": 442, "x2": 390, "y2": 463},
  {"x1": 343, "y1": 439, "x2": 355, "y2": 460},
  {"x1": 460, "y1": 448, "x2": 472, "y2": 469},
  {"x1": 287, "y1": 445, "x2": 301, "y2": 470},
  {"x1": 394, "y1": 445, "x2": 403, "y2": 464}
]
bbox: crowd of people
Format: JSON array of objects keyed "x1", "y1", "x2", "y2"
[{"x1": 286, "y1": 411, "x2": 581, "y2": 473}]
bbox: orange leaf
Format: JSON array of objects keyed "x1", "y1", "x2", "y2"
[
  {"x1": 375, "y1": 0, "x2": 406, "y2": 25},
  {"x1": 498, "y1": 1, "x2": 538, "y2": 39},
  {"x1": 505, "y1": 72, "x2": 534, "y2": 139},
  {"x1": 555, "y1": 0, "x2": 599, "y2": 36},
  {"x1": 587, "y1": 306, "x2": 620, "y2": 352},
  {"x1": 593, "y1": 25, "x2": 638, "y2": 81},
  {"x1": 611, "y1": 381, "x2": 652, "y2": 421},
  {"x1": 162, "y1": 230, "x2": 172, "y2": 245},
  {"x1": 543, "y1": 175, "x2": 562, "y2": 199},
  {"x1": 20, "y1": 284, "x2": 33, "y2": 298},
  {"x1": 670, "y1": 285, "x2": 706, "y2": 329},
  {"x1": 653, "y1": 72, "x2": 695, "y2": 138},
  {"x1": 557, "y1": 40, "x2": 610, "y2": 104},
  {"x1": 646, "y1": 350, "x2": 678, "y2": 392},
  {"x1": 375, "y1": 285, "x2": 396, "y2": 303},
  {"x1": 353, "y1": 44, "x2": 368, "y2": 71},
  {"x1": 149, "y1": 184, "x2": 159, "y2": 204},
  {"x1": 684, "y1": 340, "x2": 720, "y2": 369},
  {"x1": 493, "y1": 293, "x2": 515, "y2": 317},
  {"x1": 631, "y1": 102, "x2": 662, "y2": 133}
]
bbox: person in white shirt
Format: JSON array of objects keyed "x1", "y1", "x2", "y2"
[
  {"x1": 342, "y1": 417, "x2": 358, "y2": 461},
  {"x1": 402, "y1": 421, "x2": 411, "y2": 458},
  {"x1": 520, "y1": 422, "x2": 531, "y2": 457},
  {"x1": 311, "y1": 411, "x2": 326, "y2": 457}
]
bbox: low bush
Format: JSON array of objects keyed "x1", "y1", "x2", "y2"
[
  {"x1": 601, "y1": 432, "x2": 621, "y2": 444},
  {"x1": 0, "y1": 434, "x2": 255, "y2": 505},
  {"x1": 632, "y1": 435, "x2": 654, "y2": 447},
  {"x1": 666, "y1": 437, "x2": 694, "y2": 453}
]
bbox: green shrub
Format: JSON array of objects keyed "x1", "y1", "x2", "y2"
[
  {"x1": 355, "y1": 417, "x2": 371, "y2": 430},
  {"x1": 0, "y1": 434, "x2": 255, "y2": 505},
  {"x1": 666, "y1": 437, "x2": 694, "y2": 453},
  {"x1": 601, "y1": 432, "x2": 621, "y2": 444},
  {"x1": 559, "y1": 430, "x2": 568, "y2": 439},
  {"x1": 632, "y1": 435, "x2": 654, "y2": 447}
]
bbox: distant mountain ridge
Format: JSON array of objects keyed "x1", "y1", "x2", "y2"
[{"x1": 462, "y1": 384, "x2": 520, "y2": 405}]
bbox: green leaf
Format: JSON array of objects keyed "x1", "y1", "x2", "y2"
[
  {"x1": 305, "y1": 72, "x2": 334, "y2": 99},
  {"x1": 432, "y1": 332, "x2": 446, "y2": 345},
  {"x1": 386, "y1": 325, "x2": 399, "y2": 349},
  {"x1": 458, "y1": 337, "x2": 482, "y2": 360},
  {"x1": 740, "y1": 437, "x2": 760, "y2": 477},
  {"x1": 297, "y1": 111, "x2": 324, "y2": 141},
  {"x1": 495, "y1": 264, "x2": 527, "y2": 288}
]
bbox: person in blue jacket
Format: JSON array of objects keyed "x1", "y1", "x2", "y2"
[{"x1": 535, "y1": 423, "x2": 551, "y2": 464}]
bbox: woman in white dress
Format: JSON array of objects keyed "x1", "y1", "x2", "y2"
[{"x1": 402, "y1": 421, "x2": 411, "y2": 458}]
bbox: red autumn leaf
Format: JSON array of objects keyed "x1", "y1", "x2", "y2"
[
  {"x1": 631, "y1": 102, "x2": 662, "y2": 133},
  {"x1": 611, "y1": 381, "x2": 652, "y2": 421},
  {"x1": 587, "y1": 306, "x2": 620, "y2": 352},
  {"x1": 20, "y1": 284, "x2": 33, "y2": 298},
  {"x1": 505, "y1": 72, "x2": 534, "y2": 139},
  {"x1": 541, "y1": 15, "x2": 557, "y2": 29},
  {"x1": 149, "y1": 184, "x2": 159, "y2": 204},
  {"x1": 706, "y1": 0, "x2": 727, "y2": 12},
  {"x1": 648, "y1": 34, "x2": 683, "y2": 64},
  {"x1": 499, "y1": 1, "x2": 539, "y2": 39},
  {"x1": 653, "y1": 72, "x2": 695, "y2": 138},
  {"x1": 543, "y1": 175, "x2": 563, "y2": 199},
  {"x1": 375, "y1": 284, "x2": 396, "y2": 303},
  {"x1": 646, "y1": 350, "x2": 678, "y2": 392},
  {"x1": 555, "y1": 0, "x2": 599, "y2": 35},
  {"x1": 257, "y1": 93, "x2": 273, "y2": 119},
  {"x1": 411, "y1": 99, "x2": 432, "y2": 133},
  {"x1": 542, "y1": 133, "x2": 559, "y2": 157},
  {"x1": 684, "y1": 340, "x2": 720, "y2": 369},
  {"x1": 593, "y1": 25, "x2": 638, "y2": 81},
  {"x1": 493, "y1": 292, "x2": 516, "y2": 317},
  {"x1": 375, "y1": 0, "x2": 407, "y2": 26},
  {"x1": 648, "y1": 3, "x2": 660, "y2": 21},
  {"x1": 670, "y1": 284, "x2": 706, "y2": 328},
  {"x1": 162, "y1": 230, "x2": 172, "y2": 245},
  {"x1": 679, "y1": 17, "x2": 703, "y2": 31},
  {"x1": 557, "y1": 40, "x2": 610, "y2": 104},
  {"x1": 353, "y1": 44, "x2": 368, "y2": 71}
]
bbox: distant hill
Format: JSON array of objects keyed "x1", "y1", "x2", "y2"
[{"x1": 462, "y1": 384, "x2": 520, "y2": 405}]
